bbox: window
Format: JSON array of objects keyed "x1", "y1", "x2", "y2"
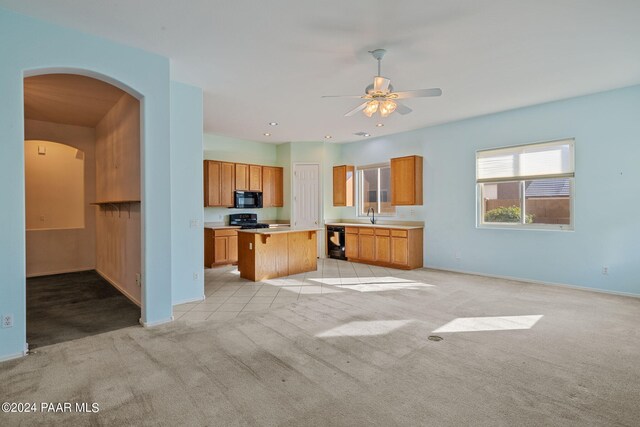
[
  {"x1": 476, "y1": 139, "x2": 574, "y2": 230},
  {"x1": 358, "y1": 164, "x2": 395, "y2": 216}
]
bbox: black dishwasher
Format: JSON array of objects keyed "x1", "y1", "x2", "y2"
[{"x1": 327, "y1": 225, "x2": 347, "y2": 260}]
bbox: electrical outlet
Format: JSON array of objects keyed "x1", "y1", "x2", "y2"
[
  {"x1": 410, "y1": 209, "x2": 415, "y2": 217},
  {"x1": 136, "y1": 273, "x2": 142, "y2": 287},
  {"x1": 2, "y1": 314, "x2": 13, "y2": 328},
  {"x1": 602, "y1": 266, "x2": 609, "y2": 275},
  {"x1": 193, "y1": 272, "x2": 199, "y2": 281}
]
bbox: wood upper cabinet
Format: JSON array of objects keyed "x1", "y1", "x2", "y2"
[
  {"x1": 391, "y1": 155, "x2": 423, "y2": 206},
  {"x1": 235, "y1": 163, "x2": 249, "y2": 190},
  {"x1": 204, "y1": 160, "x2": 234, "y2": 207},
  {"x1": 333, "y1": 165, "x2": 355, "y2": 206},
  {"x1": 249, "y1": 165, "x2": 262, "y2": 191},
  {"x1": 262, "y1": 166, "x2": 284, "y2": 207},
  {"x1": 204, "y1": 160, "x2": 221, "y2": 207},
  {"x1": 273, "y1": 167, "x2": 283, "y2": 206},
  {"x1": 220, "y1": 162, "x2": 235, "y2": 207}
]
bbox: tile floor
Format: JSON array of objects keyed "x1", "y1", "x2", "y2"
[{"x1": 174, "y1": 258, "x2": 432, "y2": 322}]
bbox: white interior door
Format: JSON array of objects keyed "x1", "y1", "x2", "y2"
[{"x1": 293, "y1": 163, "x2": 320, "y2": 230}]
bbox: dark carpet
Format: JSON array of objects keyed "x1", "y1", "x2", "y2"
[{"x1": 27, "y1": 270, "x2": 140, "y2": 349}]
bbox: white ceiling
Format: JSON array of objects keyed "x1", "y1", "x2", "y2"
[{"x1": 3, "y1": 0, "x2": 640, "y2": 143}]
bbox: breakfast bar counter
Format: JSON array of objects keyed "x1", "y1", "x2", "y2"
[{"x1": 236, "y1": 227, "x2": 321, "y2": 281}]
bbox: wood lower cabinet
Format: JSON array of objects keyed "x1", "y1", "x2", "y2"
[
  {"x1": 345, "y1": 230, "x2": 359, "y2": 259},
  {"x1": 391, "y1": 155, "x2": 423, "y2": 206},
  {"x1": 341, "y1": 225, "x2": 423, "y2": 269},
  {"x1": 205, "y1": 228, "x2": 239, "y2": 267},
  {"x1": 358, "y1": 230, "x2": 375, "y2": 261},
  {"x1": 262, "y1": 166, "x2": 284, "y2": 207},
  {"x1": 375, "y1": 229, "x2": 391, "y2": 263},
  {"x1": 333, "y1": 165, "x2": 355, "y2": 206}
]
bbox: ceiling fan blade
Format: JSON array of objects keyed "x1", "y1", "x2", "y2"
[
  {"x1": 394, "y1": 101, "x2": 412, "y2": 115},
  {"x1": 344, "y1": 102, "x2": 368, "y2": 117},
  {"x1": 393, "y1": 88, "x2": 442, "y2": 99},
  {"x1": 322, "y1": 94, "x2": 366, "y2": 98},
  {"x1": 373, "y1": 76, "x2": 390, "y2": 92}
]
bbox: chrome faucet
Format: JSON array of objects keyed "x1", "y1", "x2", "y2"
[{"x1": 367, "y1": 207, "x2": 376, "y2": 224}]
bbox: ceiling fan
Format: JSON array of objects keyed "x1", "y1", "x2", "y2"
[{"x1": 323, "y1": 49, "x2": 442, "y2": 118}]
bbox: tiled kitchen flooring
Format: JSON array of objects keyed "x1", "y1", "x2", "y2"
[{"x1": 174, "y1": 258, "x2": 431, "y2": 322}]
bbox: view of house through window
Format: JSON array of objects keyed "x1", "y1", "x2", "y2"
[
  {"x1": 477, "y1": 139, "x2": 574, "y2": 229},
  {"x1": 358, "y1": 164, "x2": 395, "y2": 216}
]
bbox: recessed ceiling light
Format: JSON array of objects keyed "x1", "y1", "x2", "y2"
[
  {"x1": 263, "y1": 133, "x2": 271, "y2": 136},
  {"x1": 324, "y1": 135, "x2": 332, "y2": 139},
  {"x1": 376, "y1": 123, "x2": 384, "y2": 127},
  {"x1": 364, "y1": 133, "x2": 371, "y2": 137},
  {"x1": 268, "y1": 122, "x2": 278, "y2": 126}
]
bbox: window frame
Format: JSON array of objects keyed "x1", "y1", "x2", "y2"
[
  {"x1": 356, "y1": 162, "x2": 396, "y2": 217},
  {"x1": 476, "y1": 138, "x2": 575, "y2": 231}
]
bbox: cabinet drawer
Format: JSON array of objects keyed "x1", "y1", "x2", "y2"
[
  {"x1": 358, "y1": 228, "x2": 374, "y2": 235},
  {"x1": 345, "y1": 227, "x2": 360, "y2": 234},
  {"x1": 214, "y1": 229, "x2": 238, "y2": 237},
  {"x1": 375, "y1": 228, "x2": 390, "y2": 236},
  {"x1": 390, "y1": 229, "x2": 408, "y2": 238}
]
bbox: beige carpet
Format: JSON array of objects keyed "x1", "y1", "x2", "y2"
[{"x1": 1, "y1": 261, "x2": 639, "y2": 426}]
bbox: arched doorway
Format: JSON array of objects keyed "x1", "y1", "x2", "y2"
[{"x1": 23, "y1": 73, "x2": 143, "y2": 348}]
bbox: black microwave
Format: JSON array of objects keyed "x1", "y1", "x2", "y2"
[{"x1": 233, "y1": 191, "x2": 263, "y2": 209}]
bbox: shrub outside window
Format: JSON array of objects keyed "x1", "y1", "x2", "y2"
[{"x1": 477, "y1": 139, "x2": 574, "y2": 230}]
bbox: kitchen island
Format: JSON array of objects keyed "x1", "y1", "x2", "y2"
[{"x1": 237, "y1": 227, "x2": 321, "y2": 281}]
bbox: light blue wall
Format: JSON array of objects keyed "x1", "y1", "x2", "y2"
[
  {"x1": 0, "y1": 7, "x2": 173, "y2": 360},
  {"x1": 337, "y1": 85, "x2": 640, "y2": 296},
  {"x1": 170, "y1": 81, "x2": 204, "y2": 304}
]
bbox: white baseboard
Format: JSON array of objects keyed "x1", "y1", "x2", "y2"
[
  {"x1": 26, "y1": 266, "x2": 94, "y2": 278},
  {"x1": 0, "y1": 350, "x2": 27, "y2": 363},
  {"x1": 173, "y1": 295, "x2": 205, "y2": 306},
  {"x1": 95, "y1": 269, "x2": 142, "y2": 307},
  {"x1": 139, "y1": 317, "x2": 173, "y2": 328},
  {"x1": 425, "y1": 265, "x2": 640, "y2": 299}
]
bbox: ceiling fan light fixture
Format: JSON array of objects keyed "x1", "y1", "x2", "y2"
[
  {"x1": 363, "y1": 100, "x2": 379, "y2": 117},
  {"x1": 379, "y1": 100, "x2": 397, "y2": 117}
]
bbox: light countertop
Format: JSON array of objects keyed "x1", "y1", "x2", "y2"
[
  {"x1": 204, "y1": 223, "x2": 241, "y2": 230},
  {"x1": 325, "y1": 222, "x2": 423, "y2": 230},
  {"x1": 237, "y1": 227, "x2": 323, "y2": 235}
]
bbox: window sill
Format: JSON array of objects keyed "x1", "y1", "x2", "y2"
[{"x1": 477, "y1": 223, "x2": 574, "y2": 232}]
